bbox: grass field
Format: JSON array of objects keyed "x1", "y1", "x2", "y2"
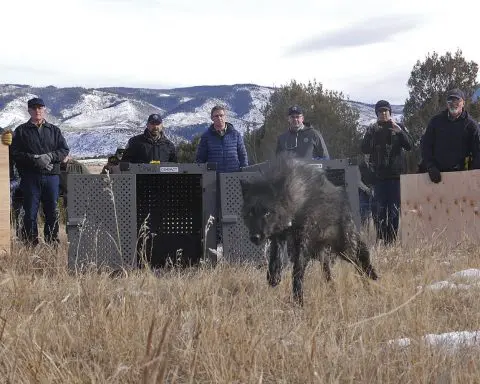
[{"x1": 0, "y1": 234, "x2": 479, "y2": 383}]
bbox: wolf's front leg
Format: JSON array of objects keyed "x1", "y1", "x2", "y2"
[
  {"x1": 267, "y1": 236, "x2": 286, "y2": 287},
  {"x1": 292, "y1": 235, "x2": 308, "y2": 306}
]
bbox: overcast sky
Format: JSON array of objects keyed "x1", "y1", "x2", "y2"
[{"x1": 2, "y1": 0, "x2": 479, "y2": 104}]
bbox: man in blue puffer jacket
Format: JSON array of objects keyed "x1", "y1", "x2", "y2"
[
  {"x1": 195, "y1": 105, "x2": 248, "y2": 172},
  {"x1": 196, "y1": 105, "x2": 248, "y2": 248}
]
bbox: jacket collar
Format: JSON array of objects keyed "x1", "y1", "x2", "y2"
[
  {"x1": 209, "y1": 122, "x2": 233, "y2": 135},
  {"x1": 26, "y1": 119, "x2": 53, "y2": 128}
]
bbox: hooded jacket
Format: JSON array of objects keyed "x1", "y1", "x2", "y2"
[
  {"x1": 275, "y1": 125, "x2": 329, "y2": 159},
  {"x1": 122, "y1": 129, "x2": 177, "y2": 164}
]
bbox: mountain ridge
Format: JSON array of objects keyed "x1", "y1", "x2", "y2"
[{"x1": 0, "y1": 83, "x2": 404, "y2": 158}]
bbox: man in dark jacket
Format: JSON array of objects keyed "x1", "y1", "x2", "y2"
[
  {"x1": 361, "y1": 100, "x2": 412, "y2": 244},
  {"x1": 195, "y1": 105, "x2": 248, "y2": 172},
  {"x1": 11, "y1": 97, "x2": 70, "y2": 246},
  {"x1": 421, "y1": 88, "x2": 480, "y2": 183},
  {"x1": 122, "y1": 114, "x2": 177, "y2": 164},
  {"x1": 276, "y1": 105, "x2": 330, "y2": 160},
  {"x1": 101, "y1": 147, "x2": 125, "y2": 174}
]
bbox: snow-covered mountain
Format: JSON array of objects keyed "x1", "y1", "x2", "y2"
[{"x1": 0, "y1": 84, "x2": 403, "y2": 158}]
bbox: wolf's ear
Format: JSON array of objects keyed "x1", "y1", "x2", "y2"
[{"x1": 240, "y1": 179, "x2": 250, "y2": 197}]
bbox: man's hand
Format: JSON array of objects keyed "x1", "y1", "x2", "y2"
[
  {"x1": 390, "y1": 121, "x2": 402, "y2": 134},
  {"x1": 427, "y1": 167, "x2": 441, "y2": 183},
  {"x1": 34, "y1": 153, "x2": 54, "y2": 169},
  {"x1": 1, "y1": 131, "x2": 12, "y2": 146}
]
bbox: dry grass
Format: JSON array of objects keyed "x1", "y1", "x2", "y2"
[{"x1": 0, "y1": 234, "x2": 479, "y2": 383}]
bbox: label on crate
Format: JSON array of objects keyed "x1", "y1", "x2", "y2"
[{"x1": 160, "y1": 166, "x2": 179, "y2": 173}]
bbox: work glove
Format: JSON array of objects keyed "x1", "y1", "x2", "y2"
[
  {"x1": 427, "y1": 166, "x2": 441, "y2": 183},
  {"x1": 34, "y1": 153, "x2": 54, "y2": 169},
  {"x1": 1, "y1": 131, "x2": 12, "y2": 146},
  {"x1": 45, "y1": 163, "x2": 54, "y2": 171}
]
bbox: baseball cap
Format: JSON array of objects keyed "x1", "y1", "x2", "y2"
[
  {"x1": 147, "y1": 113, "x2": 162, "y2": 125},
  {"x1": 27, "y1": 97, "x2": 46, "y2": 108},
  {"x1": 288, "y1": 105, "x2": 303, "y2": 115},
  {"x1": 447, "y1": 88, "x2": 465, "y2": 100}
]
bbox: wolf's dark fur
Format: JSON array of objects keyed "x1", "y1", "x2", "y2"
[{"x1": 240, "y1": 155, "x2": 378, "y2": 305}]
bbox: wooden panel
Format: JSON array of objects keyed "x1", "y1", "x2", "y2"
[
  {"x1": 400, "y1": 170, "x2": 480, "y2": 247},
  {"x1": 0, "y1": 144, "x2": 11, "y2": 255}
]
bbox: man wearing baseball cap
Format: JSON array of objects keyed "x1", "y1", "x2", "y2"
[
  {"x1": 11, "y1": 97, "x2": 70, "y2": 246},
  {"x1": 122, "y1": 113, "x2": 177, "y2": 164},
  {"x1": 275, "y1": 105, "x2": 329, "y2": 159},
  {"x1": 421, "y1": 88, "x2": 480, "y2": 184}
]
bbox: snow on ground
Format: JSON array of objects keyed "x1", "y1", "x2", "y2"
[
  {"x1": 388, "y1": 331, "x2": 480, "y2": 352},
  {"x1": 387, "y1": 268, "x2": 480, "y2": 352},
  {"x1": 419, "y1": 268, "x2": 480, "y2": 291}
]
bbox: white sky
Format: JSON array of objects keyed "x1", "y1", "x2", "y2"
[{"x1": 2, "y1": 0, "x2": 479, "y2": 104}]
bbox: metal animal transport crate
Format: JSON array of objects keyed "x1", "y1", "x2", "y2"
[
  {"x1": 219, "y1": 159, "x2": 361, "y2": 263},
  {"x1": 67, "y1": 163, "x2": 217, "y2": 271}
]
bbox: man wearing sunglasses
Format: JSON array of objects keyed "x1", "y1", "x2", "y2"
[
  {"x1": 421, "y1": 88, "x2": 480, "y2": 184},
  {"x1": 275, "y1": 105, "x2": 329, "y2": 160}
]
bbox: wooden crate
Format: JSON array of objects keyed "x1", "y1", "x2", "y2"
[
  {"x1": 400, "y1": 170, "x2": 480, "y2": 247},
  {"x1": 0, "y1": 144, "x2": 11, "y2": 255}
]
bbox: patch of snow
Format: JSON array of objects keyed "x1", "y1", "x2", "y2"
[
  {"x1": 388, "y1": 331, "x2": 480, "y2": 352},
  {"x1": 419, "y1": 268, "x2": 480, "y2": 291}
]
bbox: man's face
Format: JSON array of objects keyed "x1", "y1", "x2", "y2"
[
  {"x1": 211, "y1": 109, "x2": 226, "y2": 130},
  {"x1": 288, "y1": 113, "x2": 304, "y2": 130},
  {"x1": 147, "y1": 122, "x2": 163, "y2": 136},
  {"x1": 28, "y1": 105, "x2": 46, "y2": 121},
  {"x1": 447, "y1": 96, "x2": 464, "y2": 115},
  {"x1": 376, "y1": 108, "x2": 391, "y2": 122}
]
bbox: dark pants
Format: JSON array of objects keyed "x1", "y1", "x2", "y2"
[
  {"x1": 373, "y1": 179, "x2": 400, "y2": 245},
  {"x1": 20, "y1": 173, "x2": 60, "y2": 246}
]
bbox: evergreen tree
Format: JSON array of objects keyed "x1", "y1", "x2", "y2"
[{"x1": 404, "y1": 49, "x2": 480, "y2": 144}]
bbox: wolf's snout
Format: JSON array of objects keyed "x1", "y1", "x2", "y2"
[{"x1": 250, "y1": 234, "x2": 262, "y2": 244}]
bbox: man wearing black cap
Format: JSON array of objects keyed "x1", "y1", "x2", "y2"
[
  {"x1": 361, "y1": 100, "x2": 412, "y2": 244},
  {"x1": 101, "y1": 147, "x2": 125, "y2": 174},
  {"x1": 11, "y1": 97, "x2": 70, "y2": 246},
  {"x1": 122, "y1": 113, "x2": 177, "y2": 164},
  {"x1": 421, "y1": 88, "x2": 480, "y2": 184},
  {"x1": 275, "y1": 105, "x2": 329, "y2": 160}
]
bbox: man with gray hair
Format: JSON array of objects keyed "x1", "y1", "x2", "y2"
[{"x1": 421, "y1": 88, "x2": 480, "y2": 183}]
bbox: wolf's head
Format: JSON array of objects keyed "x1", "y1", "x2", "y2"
[{"x1": 240, "y1": 178, "x2": 292, "y2": 245}]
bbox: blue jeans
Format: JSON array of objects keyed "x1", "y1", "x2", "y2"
[
  {"x1": 373, "y1": 179, "x2": 400, "y2": 244},
  {"x1": 20, "y1": 173, "x2": 60, "y2": 246}
]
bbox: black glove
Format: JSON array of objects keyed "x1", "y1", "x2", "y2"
[
  {"x1": 34, "y1": 153, "x2": 53, "y2": 169},
  {"x1": 428, "y1": 167, "x2": 441, "y2": 183}
]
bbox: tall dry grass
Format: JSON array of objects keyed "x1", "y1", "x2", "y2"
[{"x1": 0, "y1": 233, "x2": 479, "y2": 383}]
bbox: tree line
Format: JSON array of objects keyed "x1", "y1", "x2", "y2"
[{"x1": 177, "y1": 49, "x2": 480, "y2": 168}]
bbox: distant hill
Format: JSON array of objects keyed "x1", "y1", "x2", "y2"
[{"x1": 0, "y1": 84, "x2": 403, "y2": 158}]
